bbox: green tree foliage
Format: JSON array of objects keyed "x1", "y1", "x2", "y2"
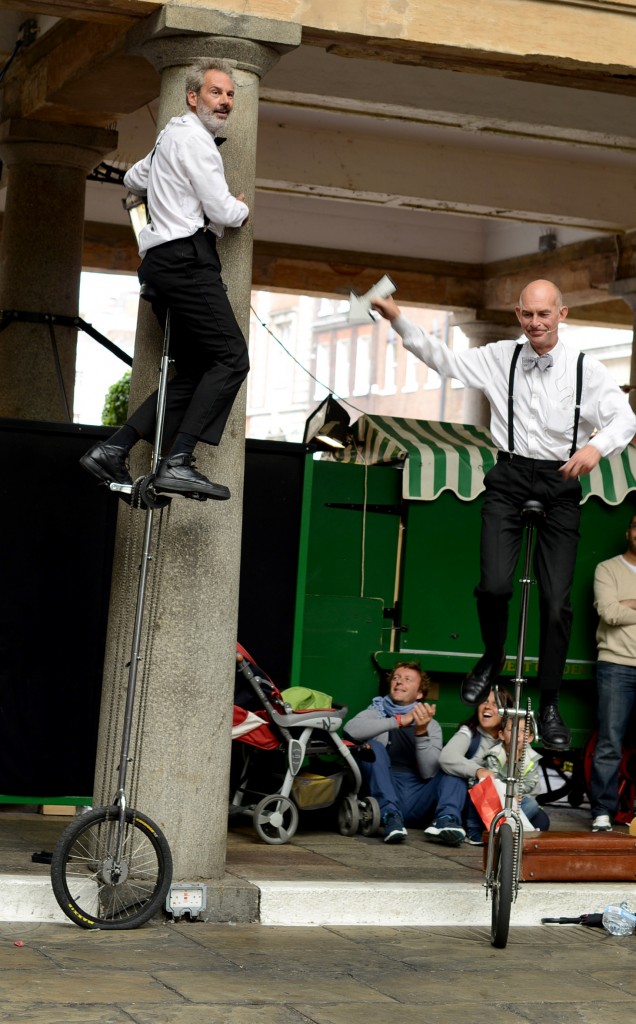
[{"x1": 101, "y1": 370, "x2": 131, "y2": 426}]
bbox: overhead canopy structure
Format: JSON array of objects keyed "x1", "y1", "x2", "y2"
[
  {"x1": 336, "y1": 414, "x2": 636, "y2": 506},
  {"x1": 4, "y1": 1, "x2": 636, "y2": 324}
]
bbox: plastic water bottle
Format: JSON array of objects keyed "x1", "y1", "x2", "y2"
[{"x1": 602, "y1": 903, "x2": 636, "y2": 936}]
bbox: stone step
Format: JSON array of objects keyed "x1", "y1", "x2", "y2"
[
  {"x1": 3, "y1": 872, "x2": 631, "y2": 928},
  {"x1": 255, "y1": 879, "x2": 632, "y2": 927}
]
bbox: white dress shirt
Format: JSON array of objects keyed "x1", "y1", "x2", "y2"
[
  {"x1": 123, "y1": 112, "x2": 249, "y2": 256},
  {"x1": 394, "y1": 315, "x2": 636, "y2": 461}
]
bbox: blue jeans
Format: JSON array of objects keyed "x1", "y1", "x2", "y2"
[
  {"x1": 590, "y1": 661, "x2": 636, "y2": 819},
  {"x1": 360, "y1": 740, "x2": 442, "y2": 825},
  {"x1": 433, "y1": 771, "x2": 470, "y2": 824}
]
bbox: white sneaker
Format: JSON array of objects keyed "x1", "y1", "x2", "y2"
[
  {"x1": 424, "y1": 816, "x2": 466, "y2": 846},
  {"x1": 592, "y1": 814, "x2": 612, "y2": 832}
]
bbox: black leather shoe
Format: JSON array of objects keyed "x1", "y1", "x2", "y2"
[
  {"x1": 154, "y1": 454, "x2": 230, "y2": 500},
  {"x1": 461, "y1": 649, "x2": 505, "y2": 706},
  {"x1": 80, "y1": 442, "x2": 133, "y2": 487},
  {"x1": 538, "y1": 704, "x2": 571, "y2": 750}
]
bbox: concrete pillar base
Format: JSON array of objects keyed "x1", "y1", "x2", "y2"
[{"x1": 196, "y1": 874, "x2": 260, "y2": 924}]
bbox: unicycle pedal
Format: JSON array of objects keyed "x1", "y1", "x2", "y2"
[
  {"x1": 139, "y1": 474, "x2": 172, "y2": 510},
  {"x1": 107, "y1": 481, "x2": 134, "y2": 504}
]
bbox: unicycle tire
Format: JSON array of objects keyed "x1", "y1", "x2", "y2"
[
  {"x1": 490, "y1": 822, "x2": 514, "y2": 948},
  {"x1": 50, "y1": 805, "x2": 172, "y2": 930}
]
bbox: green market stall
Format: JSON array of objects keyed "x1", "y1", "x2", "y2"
[{"x1": 291, "y1": 416, "x2": 636, "y2": 749}]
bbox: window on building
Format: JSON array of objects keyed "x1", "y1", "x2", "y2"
[
  {"x1": 353, "y1": 334, "x2": 371, "y2": 396},
  {"x1": 270, "y1": 317, "x2": 293, "y2": 392},
  {"x1": 314, "y1": 339, "x2": 331, "y2": 400},
  {"x1": 402, "y1": 350, "x2": 419, "y2": 393},
  {"x1": 384, "y1": 335, "x2": 397, "y2": 395},
  {"x1": 248, "y1": 312, "x2": 267, "y2": 409},
  {"x1": 317, "y1": 297, "x2": 349, "y2": 318},
  {"x1": 335, "y1": 338, "x2": 350, "y2": 398}
]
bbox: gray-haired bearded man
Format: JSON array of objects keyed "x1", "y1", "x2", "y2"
[{"x1": 81, "y1": 59, "x2": 249, "y2": 500}]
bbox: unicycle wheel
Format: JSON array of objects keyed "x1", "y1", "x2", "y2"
[
  {"x1": 490, "y1": 821, "x2": 514, "y2": 948},
  {"x1": 50, "y1": 805, "x2": 172, "y2": 929}
]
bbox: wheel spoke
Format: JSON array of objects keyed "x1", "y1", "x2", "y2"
[{"x1": 51, "y1": 807, "x2": 172, "y2": 929}]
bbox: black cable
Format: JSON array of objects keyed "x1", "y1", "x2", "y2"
[
  {"x1": 0, "y1": 20, "x2": 38, "y2": 86},
  {"x1": 249, "y1": 304, "x2": 370, "y2": 421},
  {"x1": 0, "y1": 40, "x2": 23, "y2": 86}
]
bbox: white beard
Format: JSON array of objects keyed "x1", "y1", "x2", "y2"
[{"x1": 196, "y1": 99, "x2": 229, "y2": 134}]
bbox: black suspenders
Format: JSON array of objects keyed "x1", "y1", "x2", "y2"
[
  {"x1": 571, "y1": 351, "x2": 585, "y2": 459},
  {"x1": 507, "y1": 346, "x2": 585, "y2": 458},
  {"x1": 507, "y1": 344, "x2": 522, "y2": 453}
]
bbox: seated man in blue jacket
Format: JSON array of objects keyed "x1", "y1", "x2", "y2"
[{"x1": 346, "y1": 662, "x2": 462, "y2": 843}]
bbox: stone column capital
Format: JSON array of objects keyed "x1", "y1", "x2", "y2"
[
  {"x1": 452, "y1": 311, "x2": 520, "y2": 347},
  {"x1": 126, "y1": 5, "x2": 301, "y2": 78},
  {"x1": 0, "y1": 119, "x2": 117, "y2": 173}
]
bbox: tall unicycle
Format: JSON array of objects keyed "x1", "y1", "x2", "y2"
[
  {"x1": 485, "y1": 499, "x2": 545, "y2": 948},
  {"x1": 51, "y1": 285, "x2": 174, "y2": 928}
]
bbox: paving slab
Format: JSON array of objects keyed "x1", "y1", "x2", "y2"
[{"x1": 0, "y1": 923, "x2": 633, "y2": 1024}]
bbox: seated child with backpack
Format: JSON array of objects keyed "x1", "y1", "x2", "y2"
[{"x1": 466, "y1": 713, "x2": 550, "y2": 845}]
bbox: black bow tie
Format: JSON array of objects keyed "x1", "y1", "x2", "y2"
[
  {"x1": 522, "y1": 353, "x2": 553, "y2": 372},
  {"x1": 214, "y1": 136, "x2": 226, "y2": 148}
]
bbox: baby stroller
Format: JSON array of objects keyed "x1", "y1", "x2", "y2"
[{"x1": 230, "y1": 643, "x2": 381, "y2": 844}]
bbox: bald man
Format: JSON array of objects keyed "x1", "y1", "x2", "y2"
[{"x1": 373, "y1": 280, "x2": 636, "y2": 749}]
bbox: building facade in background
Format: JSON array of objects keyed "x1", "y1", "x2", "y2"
[
  {"x1": 75, "y1": 273, "x2": 633, "y2": 440},
  {"x1": 247, "y1": 290, "x2": 466, "y2": 443}
]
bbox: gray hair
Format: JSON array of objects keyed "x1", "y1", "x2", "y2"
[{"x1": 185, "y1": 59, "x2": 235, "y2": 99}]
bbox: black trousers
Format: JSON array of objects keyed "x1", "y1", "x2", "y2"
[
  {"x1": 476, "y1": 455, "x2": 582, "y2": 694},
  {"x1": 128, "y1": 229, "x2": 249, "y2": 447}
]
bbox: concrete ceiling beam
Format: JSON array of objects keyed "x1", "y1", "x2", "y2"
[
  {"x1": 483, "y1": 236, "x2": 625, "y2": 309},
  {"x1": 7, "y1": 0, "x2": 636, "y2": 94},
  {"x1": 251, "y1": 240, "x2": 485, "y2": 309},
  {"x1": 26, "y1": 219, "x2": 636, "y2": 328},
  {"x1": 0, "y1": 0, "x2": 157, "y2": 25},
  {"x1": 299, "y1": 0, "x2": 636, "y2": 96},
  {"x1": 259, "y1": 87, "x2": 636, "y2": 155},
  {"x1": 0, "y1": 17, "x2": 159, "y2": 124},
  {"x1": 255, "y1": 121, "x2": 636, "y2": 232}
]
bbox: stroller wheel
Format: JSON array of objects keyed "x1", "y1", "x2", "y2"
[
  {"x1": 337, "y1": 794, "x2": 361, "y2": 837},
  {"x1": 358, "y1": 796, "x2": 381, "y2": 836},
  {"x1": 253, "y1": 795, "x2": 299, "y2": 845}
]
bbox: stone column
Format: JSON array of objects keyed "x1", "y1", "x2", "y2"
[
  {"x1": 452, "y1": 312, "x2": 521, "y2": 427},
  {"x1": 0, "y1": 119, "x2": 117, "y2": 420},
  {"x1": 609, "y1": 277, "x2": 636, "y2": 414},
  {"x1": 92, "y1": 8, "x2": 300, "y2": 890}
]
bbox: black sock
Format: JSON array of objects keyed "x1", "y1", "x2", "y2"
[
  {"x1": 169, "y1": 432, "x2": 198, "y2": 458},
  {"x1": 108, "y1": 424, "x2": 139, "y2": 452},
  {"x1": 540, "y1": 689, "x2": 559, "y2": 709}
]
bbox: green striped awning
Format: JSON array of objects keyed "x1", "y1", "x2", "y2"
[{"x1": 334, "y1": 415, "x2": 636, "y2": 506}]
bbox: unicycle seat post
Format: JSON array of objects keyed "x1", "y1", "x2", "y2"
[
  {"x1": 116, "y1": 283, "x2": 173, "y2": 797},
  {"x1": 513, "y1": 500, "x2": 545, "y2": 685},
  {"x1": 504, "y1": 499, "x2": 545, "y2": 805},
  {"x1": 139, "y1": 282, "x2": 172, "y2": 472}
]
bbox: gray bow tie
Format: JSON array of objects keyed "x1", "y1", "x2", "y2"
[{"x1": 522, "y1": 353, "x2": 553, "y2": 372}]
